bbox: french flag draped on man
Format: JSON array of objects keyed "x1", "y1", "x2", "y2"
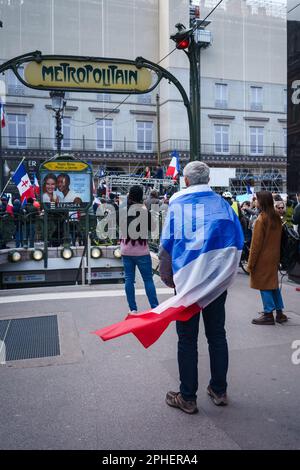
[
  {"x1": 93, "y1": 185, "x2": 244, "y2": 348},
  {"x1": 12, "y1": 162, "x2": 35, "y2": 202}
]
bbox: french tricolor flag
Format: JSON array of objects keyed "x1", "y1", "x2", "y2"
[
  {"x1": 33, "y1": 173, "x2": 40, "y2": 196},
  {"x1": 12, "y1": 162, "x2": 35, "y2": 203},
  {"x1": 93, "y1": 185, "x2": 244, "y2": 348},
  {"x1": 166, "y1": 150, "x2": 180, "y2": 180},
  {"x1": 5, "y1": 195, "x2": 14, "y2": 216}
]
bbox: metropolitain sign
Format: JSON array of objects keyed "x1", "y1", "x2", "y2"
[{"x1": 21, "y1": 57, "x2": 154, "y2": 94}]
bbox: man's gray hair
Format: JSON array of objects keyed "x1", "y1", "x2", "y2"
[{"x1": 183, "y1": 161, "x2": 210, "y2": 185}]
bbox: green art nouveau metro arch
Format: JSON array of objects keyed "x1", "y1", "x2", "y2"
[{"x1": 0, "y1": 50, "x2": 197, "y2": 160}]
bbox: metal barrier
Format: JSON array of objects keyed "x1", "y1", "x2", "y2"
[
  {"x1": 0, "y1": 202, "x2": 168, "y2": 250},
  {"x1": 0, "y1": 211, "x2": 99, "y2": 250}
]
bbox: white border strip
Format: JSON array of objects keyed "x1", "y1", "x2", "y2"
[{"x1": 0, "y1": 288, "x2": 174, "y2": 305}]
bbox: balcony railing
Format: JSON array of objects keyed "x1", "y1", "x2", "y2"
[
  {"x1": 161, "y1": 140, "x2": 286, "y2": 159},
  {"x1": 1, "y1": 135, "x2": 287, "y2": 159},
  {"x1": 1, "y1": 136, "x2": 158, "y2": 154}
]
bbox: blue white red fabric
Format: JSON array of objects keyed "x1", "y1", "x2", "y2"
[
  {"x1": 33, "y1": 173, "x2": 40, "y2": 195},
  {"x1": 5, "y1": 195, "x2": 13, "y2": 216},
  {"x1": 93, "y1": 185, "x2": 244, "y2": 348},
  {"x1": 12, "y1": 162, "x2": 35, "y2": 202},
  {"x1": 0, "y1": 100, "x2": 5, "y2": 128},
  {"x1": 166, "y1": 150, "x2": 180, "y2": 180}
]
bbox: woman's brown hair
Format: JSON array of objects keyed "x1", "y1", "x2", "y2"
[
  {"x1": 256, "y1": 191, "x2": 281, "y2": 228},
  {"x1": 42, "y1": 173, "x2": 57, "y2": 193}
]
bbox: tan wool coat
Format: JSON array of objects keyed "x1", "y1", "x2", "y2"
[{"x1": 247, "y1": 212, "x2": 282, "y2": 290}]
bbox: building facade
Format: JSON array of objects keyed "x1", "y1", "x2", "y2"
[{"x1": 0, "y1": 0, "x2": 287, "y2": 193}]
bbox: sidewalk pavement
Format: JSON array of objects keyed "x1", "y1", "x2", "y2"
[{"x1": 0, "y1": 271, "x2": 299, "y2": 450}]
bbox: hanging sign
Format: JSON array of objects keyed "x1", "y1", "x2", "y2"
[{"x1": 23, "y1": 58, "x2": 153, "y2": 93}]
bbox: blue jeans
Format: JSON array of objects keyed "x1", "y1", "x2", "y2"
[
  {"x1": 260, "y1": 289, "x2": 284, "y2": 313},
  {"x1": 122, "y1": 255, "x2": 159, "y2": 312},
  {"x1": 176, "y1": 291, "x2": 228, "y2": 401}
]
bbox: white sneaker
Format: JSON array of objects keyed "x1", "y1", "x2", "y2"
[{"x1": 129, "y1": 310, "x2": 138, "y2": 314}]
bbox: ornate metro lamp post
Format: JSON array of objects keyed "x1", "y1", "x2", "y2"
[{"x1": 50, "y1": 91, "x2": 66, "y2": 155}]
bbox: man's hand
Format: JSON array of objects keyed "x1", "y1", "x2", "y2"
[{"x1": 160, "y1": 274, "x2": 175, "y2": 289}]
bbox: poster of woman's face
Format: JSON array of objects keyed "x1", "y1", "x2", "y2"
[{"x1": 41, "y1": 171, "x2": 91, "y2": 210}]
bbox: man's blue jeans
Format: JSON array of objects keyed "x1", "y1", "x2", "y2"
[
  {"x1": 122, "y1": 255, "x2": 159, "y2": 312},
  {"x1": 176, "y1": 291, "x2": 228, "y2": 401},
  {"x1": 260, "y1": 289, "x2": 284, "y2": 313}
]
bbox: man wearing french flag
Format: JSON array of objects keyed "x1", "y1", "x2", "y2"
[
  {"x1": 166, "y1": 150, "x2": 180, "y2": 180},
  {"x1": 12, "y1": 162, "x2": 35, "y2": 202},
  {"x1": 94, "y1": 161, "x2": 244, "y2": 414}
]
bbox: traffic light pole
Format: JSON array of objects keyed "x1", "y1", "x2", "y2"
[
  {"x1": 187, "y1": 36, "x2": 201, "y2": 160},
  {"x1": 135, "y1": 56, "x2": 197, "y2": 161},
  {"x1": 170, "y1": 24, "x2": 205, "y2": 162}
]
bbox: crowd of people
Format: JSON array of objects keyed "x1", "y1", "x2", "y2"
[
  {"x1": 0, "y1": 195, "x2": 41, "y2": 248},
  {"x1": 1, "y1": 161, "x2": 300, "y2": 415}
]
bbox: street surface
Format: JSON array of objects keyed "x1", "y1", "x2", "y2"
[{"x1": 0, "y1": 270, "x2": 300, "y2": 450}]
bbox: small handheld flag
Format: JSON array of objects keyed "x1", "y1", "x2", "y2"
[
  {"x1": 5, "y1": 195, "x2": 13, "y2": 216},
  {"x1": 166, "y1": 150, "x2": 180, "y2": 180},
  {"x1": 33, "y1": 173, "x2": 40, "y2": 196},
  {"x1": 12, "y1": 162, "x2": 35, "y2": 202}
]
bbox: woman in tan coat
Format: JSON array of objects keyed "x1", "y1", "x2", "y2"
[{"x1": 247, "y1": 191, "x2": 287, "y2": 325}]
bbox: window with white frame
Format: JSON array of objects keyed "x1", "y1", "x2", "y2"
[
  {"x1": 7, "y1": 114, "x2": 27, "y2": 148},
  {"x1": 214, "y1": 124, "x2": 229, "y2": 154},
  {"x1": 7, "y1": 67, "x2": 25, "y2": 96},
  {"x1": 62, "y1": 117, "x2": 72, "y2": 149},
  {"x1": 250, "y1": 86, "x2": 263, "y2": 111},
  {"x1": 96, "y1": 119, "x2": 113, "y2": 150},
  {"x1": 215, "y1": 83, "x2": 228, "y2": 108},
  {"x1": 283, "y1": 128, "x2": 287, "y2": 155},
  {"x1": 137, "y1": 121, "x2": 153, "y2": 151},
  {"x1": 250, "y1": 127, "x2": 264, "y2": 155}
]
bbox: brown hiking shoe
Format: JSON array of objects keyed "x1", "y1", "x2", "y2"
[
  {"x1": 252, "y1": 313, "x2": 275, "y2": 325},
  {"x1": 207, "y1": 385, "x2": 228, "y2": 406},
  {"x1": 165, "y1": 391, "x2": 198, "y2": 414},
  {"x1": 276, "y1": 310, "x2": 288, "y2": 324}
]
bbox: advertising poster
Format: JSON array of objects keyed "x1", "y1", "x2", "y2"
[{"x1": 40, "y1": 159, "x2": 92, "y2": 211}]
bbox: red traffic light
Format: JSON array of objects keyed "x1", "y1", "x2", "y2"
[{"x1": 176, "y1": 38, "x2": 190, "y2": 50}]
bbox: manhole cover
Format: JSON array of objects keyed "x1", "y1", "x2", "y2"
[{"x1": 0, "y1": 315, "x2": 60, "y2": 361}]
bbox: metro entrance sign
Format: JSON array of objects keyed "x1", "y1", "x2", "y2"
[
  {"x1": 1, "y1": 51, "x2": 157, "y2": 95},
  {"x1": 0, "y1": 50, "x2": 197, "y2": 159},
  {"x1": 25, "y1": 59, "x2": 153, "y2": 93}
]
